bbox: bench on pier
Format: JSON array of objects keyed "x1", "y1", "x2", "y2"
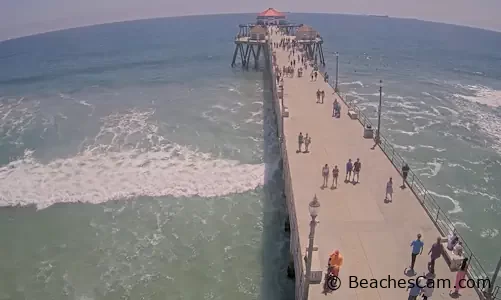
[
  {"x1": 348, "y1": 110, "x2": 358, "y2": 120},
  {"x1": 440, "y1": 240, "x2": 465, "y2": 271},
  {"x1": 283, "y1": 107, "x2": 289, "y2": 117},
  {"x1": 304, "y1": 245, "x2": 323, "y2": 283}
]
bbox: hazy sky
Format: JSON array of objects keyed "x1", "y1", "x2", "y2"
[{"x1": 1, "y1": 0, "x2": 501, "y2": 40}]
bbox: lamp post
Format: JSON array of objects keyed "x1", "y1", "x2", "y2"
[
  {"x1": 303, "y1": 195, "x2": 320, "y2": 300},
  {"x1": 335, "y1": 52, "x2": 339, "y2": 92},
  {"x1": 486, "y1": 256, "x2": 501, "y2": 299},
  {"x1": 376, "y1": 80, "x2": 383, "y2": 142}
]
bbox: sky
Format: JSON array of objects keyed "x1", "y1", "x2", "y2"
[{"x1": 1, "y1": 0, "x2": 501, "y2": 40}]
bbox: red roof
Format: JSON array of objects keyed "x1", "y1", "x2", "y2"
[{"x1": 258, "y1": 8, "x2": 285, "y2": 17}]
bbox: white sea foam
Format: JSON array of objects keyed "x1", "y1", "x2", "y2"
[
  {"x1": 452, "y1": 221, "x2": 470, "y2": 230},
  {"x1": 0, "y1": 108, "x2": 268, "y2": 209},
  {"x1": 387, "y1": 94, "x2": 405, "y2": 100},
  {"x1": 480, "y1": 228, "x2": 499, "y2": 239},
  {"x1": 392, "y1": 144, "x2": 416, "y2": 152},
  {"x1": 427, "y1": 190, "x2": 462, "y2": 214},
  {"x1": 388, "y1": 129, "x2": 419, "y2": 136},
  {"x1": 447, "y1": 163, "x2": 473, "y2": 172},
  {"x1": 417, "y1": 145, "x2": 446, "y2": 152},
  {"x1": 446, "y1": 184, "x2": 500, "y2": 202},
  {"x1": 339, "y1": 81, "x2": 364, "y2": 87},
  {"x1": 454, "y1": 84, "x2": 501, "y2": 107},
  {"x1": 436, "y1": 106, "x2": 458, "y2": 115},
  {"x1": 451, "y1": 85, "x2": 501, "y2": 153},
  {"x1": 421, "y1": 158, "x2": 442, "y2": 178}
]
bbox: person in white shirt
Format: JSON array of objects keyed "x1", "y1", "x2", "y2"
[
  {"x1": 447, "y1": 230, "x2": 459, "y2": 251},
  {"x1": 453, "y1": 242, "x2": 463, "y2": 256}
]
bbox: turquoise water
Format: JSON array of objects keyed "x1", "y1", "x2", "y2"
[{"x1": 0, "y1": 13, "x2": 500, "y2": 299}]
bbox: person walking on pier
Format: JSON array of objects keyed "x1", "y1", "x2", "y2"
[
  {"x1": 345, "y1": 159, "x2": 353, "y2": 182},
  {"x1": 427, "y1": 237, "x2": 442, "y2": 274},
  {"x1": 402, "y1": 163, "x2": 410, "y2": 188},
  {"x1": 304, "y1": 134, "x2": 311, "y2": 153},
  {"x1": 331, "y1": 165, "x2": 339, "y2": 189},
  {"x1": 324, "y1": 72, "x2": 329, "y2": 83},
  {"x1": 316, "y1": 89, "x2": 321, "y2": 103},
  {"x1": 314, "y1": 71, "x2": 318, "y2": 81},
  {"x1": 421, "y1": 277, "x2": 435, "y2": 300},
  {"x1": 298, "y1": 132, "x2": 304, "y2": 153},
  {"x1": 371, "y1": 134, "x2": 381, "y2": 150},
  {"x1": 409, "y1": 233, "x2": 424, "y2": 272},
  {"x1": 385, "y1": 177, "x2": 393, "y2": 201},
  {"x1": 324, "y1": 250, "x2": 344, "y2": 294},
  {"x1": 406, "y1": 279, "x2": 422, "y2": 300},
  {"x1": 353, "y1": 158, "x2": 361, "y2": 183},
  {"x1": 321, "y1": 90, "x2": 325, "y2": 103},
  {"x1": 322, "y1": 164, "x2": 330, "y2": 188},
  {"x1": 451, "y1": 258, "x2": 469, "y2": 296}
]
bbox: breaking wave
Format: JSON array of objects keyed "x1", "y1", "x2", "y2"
[{"x1": 0, "y1": 108, "x2": 268, "y2": 209}]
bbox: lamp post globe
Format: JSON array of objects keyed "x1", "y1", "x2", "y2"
[{"x1": 309, "y1": 194, "x2": 320, "y2": 218}]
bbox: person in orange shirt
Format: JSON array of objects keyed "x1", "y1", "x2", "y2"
[
  {"x1": 328, "y1": 250, "x2": 343, "y2": 276},
  {"x1": 323, "y1": 250, "x2": 344, "y2": 294}
]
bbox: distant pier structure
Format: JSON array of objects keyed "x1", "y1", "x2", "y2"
[
  {"x1": 231, "y1": 24, "x2": 268, "y2": 69},
  {"x1": 231, "y1": 8, "x2": 302, "y2": 69},
  {"x1": 295, "y1": 25, "x2": 325, "y2": 66}
]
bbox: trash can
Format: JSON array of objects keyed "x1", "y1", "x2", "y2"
[{"x1": 364, "y1": 125, "x2": 374, "y2": 139}]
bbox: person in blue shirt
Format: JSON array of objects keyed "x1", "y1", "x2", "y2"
[
  {"x1": 409, "y1": 233, "x2": 424, "y2": 271},
  {"x1": 406, "y1": 279, "x2": 422, "y2": 300}
]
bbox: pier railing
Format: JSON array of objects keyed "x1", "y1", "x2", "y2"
[{"x1": 334, "y1": 90, "x2": 490, "y2": 285}]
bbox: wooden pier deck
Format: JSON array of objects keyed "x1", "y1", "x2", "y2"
[{"x1": 270, "y1": 31, "x2": 479, "y2": 300}]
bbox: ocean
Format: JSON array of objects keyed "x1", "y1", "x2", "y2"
[{"x1": 0, "y1": 13, "x2": 500, "y2": 299}]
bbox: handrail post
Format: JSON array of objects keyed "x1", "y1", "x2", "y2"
[{"x1": 486, "y1": 256, "x2": 501, "y2": 298}]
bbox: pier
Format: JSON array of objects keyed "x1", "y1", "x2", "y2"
[
  {"x1": 269, "y1": 28, "x2": 481, "y2": 300},
  {"x1": 231, "y1": 8, "x2": 493, "y2": 300}
]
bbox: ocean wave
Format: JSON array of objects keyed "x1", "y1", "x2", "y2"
[
  {"x1": 339, "y1": 81, "x2": 364, "y2": 87},
  {"x1": 420, "y1": 158, "x2": 442, "y2": 178},
  {"x1": 480, "y1": 228, "x2": 499, "y2": 239},
  {"x1": 452, "y1": 87, "x2": 501, "y2": 154},
  {"x1": 427, "y1": 190, "x2": 462, "y2": 214},
  {"x1": 0, "y1": 108, "x2": 270, "y2": 209},
  {"x1": 417, "y1": 145, "x2": 446, "y2": 152},
  {"x1": 0, "y1": 148, "x2": 266, "y2": 210},
  {"x1": 453, "y1": 84, "x2": 501, "y2": 107}
]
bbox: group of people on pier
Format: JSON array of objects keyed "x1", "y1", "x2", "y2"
[
  {"x1": 269, "y1": 25, "x2": 473, "y2": 300},
  {"x1": 406, "y1": 232, "x2": 470, "y2": 299},
  {"x1": 319, "y1": 158, "x2": 361, "y2": 189},
  {"x1": 296, "y1": 132, "x2": 312, "y2": 153}
]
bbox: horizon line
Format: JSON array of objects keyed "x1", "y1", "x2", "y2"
[{"x1": 1, "y1": 11, "x2": 500, "y2": 43}]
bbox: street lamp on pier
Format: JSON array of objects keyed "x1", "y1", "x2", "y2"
[
  {"x1": 335, "y1": 52, "x2": 339, "y2": 93},
  {"x1": 303, "y1": 195, "x2": 321, "y2": 300},
  {"x1": 376, "y1": 80, "x2": 383, "y2": 142}
]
